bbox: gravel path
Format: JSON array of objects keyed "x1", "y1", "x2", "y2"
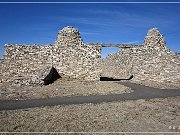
[{"x1": 0, "y1": 81, "x2": 180, "y2": 111}]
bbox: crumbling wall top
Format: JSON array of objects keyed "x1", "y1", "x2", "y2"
[
  {"x1": 55, "y1": 26, "x2": 84, "y2": 47},
  {"x1": 144, "y1": 27, "x2": 169, "y2": 52}
]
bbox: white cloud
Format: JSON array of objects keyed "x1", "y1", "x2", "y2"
[
  {"x1": 81, "y1": 31, "x2": 101, "y2": 35},
  {"x1": 86, "y1": 8, "x2": 179, "y2": 28},
  {"x1": 122, "y1": 40, "x2": 143, "y2": 44}
]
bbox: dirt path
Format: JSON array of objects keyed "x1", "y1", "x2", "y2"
[{"x1": 0, "y1": 81, "x2": 180, "y2": 111}]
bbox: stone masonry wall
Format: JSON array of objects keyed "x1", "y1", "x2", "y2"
[
  {"x1": 0, "y1": 44, "x2": 53, "y2": 84},
  {"x1": 0, "y1": 26, "x2": 101, "y2": 85},
  {"x1": 1, "y1": 26, "x2": 179, "y2": 84},
  {"x1": 53, "y1": 26, "x2": 101, "y2": 80},
  {"x1": 102, "y1": 28, "x2": 180, "y2": 83}
]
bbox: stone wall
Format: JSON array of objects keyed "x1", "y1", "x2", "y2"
[
  {"x1": 102, "y1": 28, "x2": 180, "y2": 83},
  {"x1": 0, "y1": 26, "x2": 101, "y2": 85},
  {"x1": 53, "y1": 26, "x2": 101, "y2": 80},
  {"x1": 0, "y1": 26, "x2": 179, "y2": 85},
  {"x1": 0, "y1": 44, "x2": 53, "y2": 84}
]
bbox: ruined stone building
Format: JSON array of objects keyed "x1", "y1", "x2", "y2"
[
  {"x1": 102, "y1": 28, "x2": 180, "y2": 83},
  {"x1": 0, "y1": 26, "x2": 179, "y2": 85},
  {"x1": 0, "y1": 26, "x2": 101, "y2": 85}
]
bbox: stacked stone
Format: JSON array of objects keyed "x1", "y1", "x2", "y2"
[
  {"x1": 1, "y1": 26, "x2": 179, "y2": 85},
  {"x1": 102, "y1": 28, "x2": 180, "y2": 83},
  {"x1": 144, "y1": 28, "x2": 169, "y2": 53},
  {"x1": 101, "y1": 45, "x2": 144, "y2": 79},
  {"x1": 0, "y1": 44, "x2": 53, "y2": 85},
  {"x1": 134, "y1": 28, "x2": 179, "y2": 83},
  {"x1": 53, "y1": 26, "x2": 101, "y2": 81},
  {"x1": 0, "y1": 26, "x2": 101, "y2": 85},
  {"x1": 55, "y1": 26, "x2": 84, "y2": 47}
]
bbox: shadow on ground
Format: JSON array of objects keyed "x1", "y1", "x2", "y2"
[{"x1": 100, "y1": 75, "x2": 133, "y2": 81}]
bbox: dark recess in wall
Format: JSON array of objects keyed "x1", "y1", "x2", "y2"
[{"x1": 43, "y1": 67, "x2": 61, "y2": 85}]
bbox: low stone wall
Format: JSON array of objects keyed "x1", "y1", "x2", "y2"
[{"x1": 102, "y1": 28, "x2": 180, "y2": 83}]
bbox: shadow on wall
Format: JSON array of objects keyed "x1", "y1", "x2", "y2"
[
  {"x1": 43, "y1": 67, "x2": 61, "y2": 85},
  {"x1": 100, "y1": 75, "x2": 133, "y2": 81}
]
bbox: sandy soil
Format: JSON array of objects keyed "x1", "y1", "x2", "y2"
[
  {"x1": 0, "y1": 97, "x2": 180, "y2": 133},
  {"x1": 0, "y1": 79, "x2": 132, "y2": 100}
]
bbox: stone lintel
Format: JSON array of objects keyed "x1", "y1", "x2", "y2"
[{"x1": 87, "y1": 43, "x2": 143, "y2": 48}]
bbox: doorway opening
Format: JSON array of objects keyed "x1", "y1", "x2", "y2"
[
  {"x1": 101, "y1": 46, "x2": 133, "y2": 81},
  {"x1": 101, "y1": 47, "x2": 120, "y2": 59}
]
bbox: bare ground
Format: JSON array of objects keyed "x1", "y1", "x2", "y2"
[
  {"x1": 0, "y1": 80, "x2": 180, "y2": 133},
  {"x1": 0, "y1": 79, "x2": 132, "y2": 100},
  {"x1": 0, "y1": 97, "x2": 180, "y2": 133}
]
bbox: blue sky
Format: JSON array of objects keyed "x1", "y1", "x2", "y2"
[{"x1": 0, "y1": 2, "x2": 180, "y2": 58}]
